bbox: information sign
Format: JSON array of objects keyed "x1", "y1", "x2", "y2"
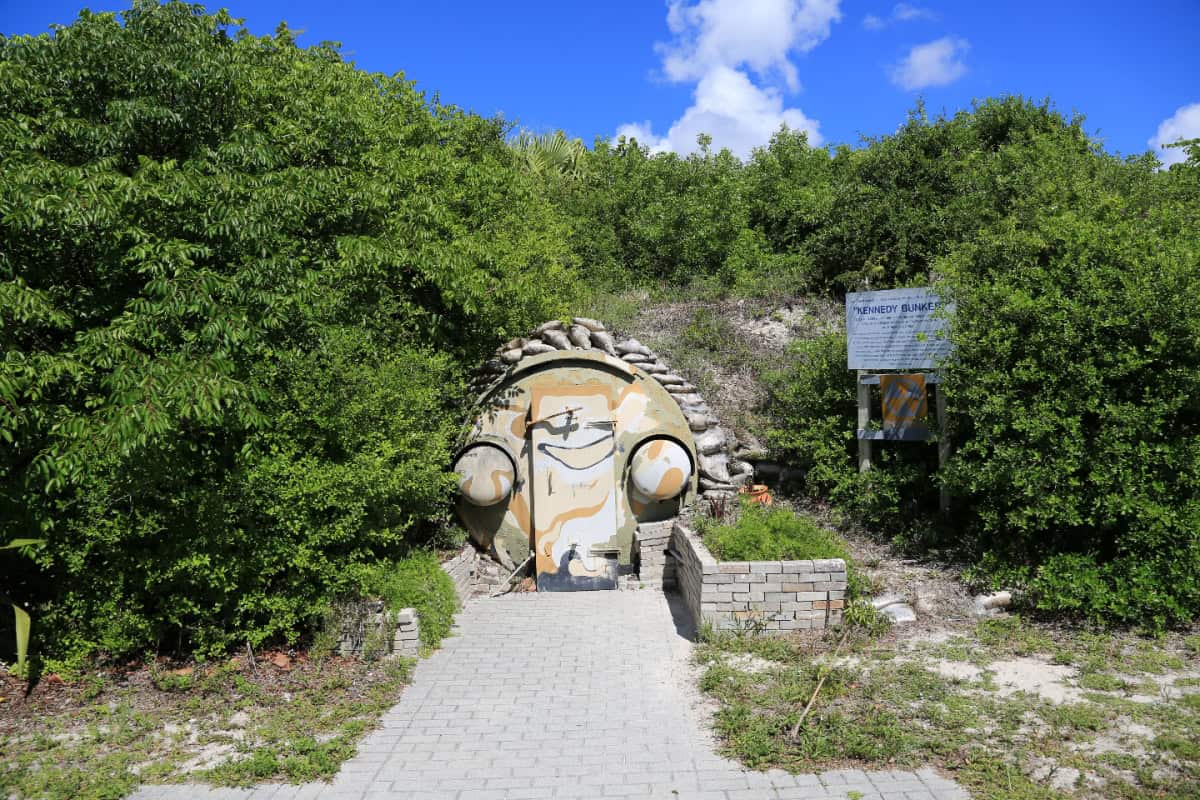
[{"x1": 846, "y1": 287, "x2": 953, "y2": 370}]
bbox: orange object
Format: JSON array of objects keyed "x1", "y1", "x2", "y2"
[
  {"x1": 739, "y1": 484, "x2": 772, "y2": 506},
  {"x1": 880, "y1": 373, "x2": 929, "y2": 437}
]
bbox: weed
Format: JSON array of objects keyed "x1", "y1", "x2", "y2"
[
  {"x1": 975, "y1": 616, "x2": 1054, "y2": 657},
  {"x1": 1183, "y1": 635, "x2": 1200, "y2": 658},
  {"x1": 2, "y1": 653, "x2": 415, "y2": 799},
  {"x1": 1154, "y1": 735, "x2": 1200, "y2": 761},
  {"x1": 150, "y1": 671, "x2": 194, "y2": 693},
  {"x1": 578, "y1": 290, "x2": 642, "y2": 333},
  {"x1": 1123, "y1": 640, "x2": 1185, "y2": 674},
  {"x1": 1042, "y1": 702, "x2": 1110, "y2": 733},
  {"x1": 696, "y1": 612, "x2": 1200, "y2": 799},
  {"x1": 1078, "y1": 672, "x2": 1127, "y2": 692},
  {"x1": 308, "y1": 629, "x2": 338, "y2": 664},
  {"x1": 80, "y1": 673, "x2": 106, "y2": 700},
  {"x1": 840, "y1": 599, "x2": 891, "y2": 640}
]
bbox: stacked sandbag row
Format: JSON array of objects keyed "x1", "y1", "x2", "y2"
[{"x1": 468, "y1": 318, "x2": 754, "y2": 503}]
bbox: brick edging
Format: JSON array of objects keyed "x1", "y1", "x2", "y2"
[{"x1": 669, "y1": 522, "x2": 847, "y2": 633}]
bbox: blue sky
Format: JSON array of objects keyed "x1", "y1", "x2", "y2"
[{"x1": 3, "y1": 1, "x2": 1198, "y2": 165}]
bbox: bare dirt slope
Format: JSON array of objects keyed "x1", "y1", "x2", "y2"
[{"x1": 605, "y1": 294, "x2": 840, "y2": 454}]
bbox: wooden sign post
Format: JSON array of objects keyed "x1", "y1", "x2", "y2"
[{"x1": 847, "y1": 288, "x2": 953, "y2": 512}]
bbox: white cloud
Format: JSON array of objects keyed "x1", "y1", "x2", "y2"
[
  {"x1": 617, "y1": 1, "x2": 838, "y2": 158},
  {"x1": 618, "y1": 66, "x2": 823, "y2": 158},
  {"x1": 660, "y1": 0, "x2": 841, "y2": 90},
  {"x1": 614, "y1": 121, "x2": 672, "y2": 154},
  {"x1": 889, "y1": 36, "x2": 968, "y2": 90},
  {"x1": 863, "y1": 3, "x2": 936, "y2": 30},
  {"x1": 1148, "y1": 103, "x2": 1200, "y2": 167},
  {"x1": 893, "y1": 3, "x2": 936, "y2": 22}
]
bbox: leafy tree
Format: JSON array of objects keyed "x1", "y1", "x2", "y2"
[
  {"x1": 0, "y1": 1, "x2": 573, "y2": 663},
  {"x1": 511, "y1": 129, "x2": 589, "y2": 180},
  {"x1": 565, "y1": 134, "x2": 759, "y2": 290},
  {"x1": 938, "y1": 125, "x2": 1200, "y2": 627},
  {"x1": 763, "y1": 98, "x2": 1200, "y2": 627}
]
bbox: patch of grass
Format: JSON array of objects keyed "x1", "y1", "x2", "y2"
[
  {"x1": 1123, "y1": 641, "x2": 1184, "y2": 674},
  {"x1": 203, "y1": 735, "x2": 356, "y2": 786},
  {"x1": 1153, "y1": 735, "x2": 1200, "y2": 761},
  {"x1": 1184, "y1": 636, "x2": 1200, "y2": 658},
  {"x1": 577, "y1": 289, "x2": 643, "y2": 333},
  {"x1": 80, "y1": 674, "x2": 106, "y2": 701},
  {"x1": 0, "y1": 654, "x2": 415, "y2": 800},
  {"x1": 1078, "y1": 672, "x2": 1128, "y2": 692},
  {"x1": 150, "y1": 670, "x2": 194, "y2": 693},
  {"x1": 955, "y1": 749, "x2": 1063, "y2": 800},
  {"x1": 697, "y1": 615, "x2": 1200, "y2": 799},
  {"x1": 678, "y1": 308, "x2": 754, "y2": 370},
  {"x1": 1041, "y1": 702, "x2": 1111, "y2": 733},
  {"x1": 927, "y1": 635, "x2": 978, "y2": 663},
  {"x1": 696, "y1": 503, "x2": 865, "y2": 594},
  {"x1": 975, "y1": 616, "x2": 1055, "y2": 657},
  {"x1": 0, "y1": 699, "x2": 168, "y2": 800}
]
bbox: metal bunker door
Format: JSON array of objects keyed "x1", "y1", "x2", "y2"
[{"x1": 528, "y1": 382, "x2": 619, "y2": 591}]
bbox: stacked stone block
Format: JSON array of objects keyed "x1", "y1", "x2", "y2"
[
  {"x1": 336, "y1": 603, "x2": 421, "y2": 658},
  {"x1": 440, "y1": 544, "x2": 479, "y2": 602},
  {"x1": 669, "y1": 522, "x2": 847, "y2": 633},
  {"x1": 634, "y1": 520, "x2": 677, "y2": 588},
  {"x1": 392, "y1": 608, "x2": 420, "y2": 656},
  {"x1": 439, "y1": 543, "x2": 507, "y2": 601}
]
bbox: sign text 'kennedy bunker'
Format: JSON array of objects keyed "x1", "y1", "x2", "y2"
[{"x1": 846, "y1": 287, "x2": 953, "y2": 371}]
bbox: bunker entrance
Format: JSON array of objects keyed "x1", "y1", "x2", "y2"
[
  {"x1": 529, "y1": 388, "x2": 620, "y2": 590},
  {"x1": 453, "y1": 318, "x2": 749, "y2": 591}
]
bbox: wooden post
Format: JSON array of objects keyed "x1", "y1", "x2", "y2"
[
  {"x1": 856, "y1": 370, "x2": 872, "y2": 473},
  {"x1": 935, "y1": 378, "x2": 949, "y2": 512}
]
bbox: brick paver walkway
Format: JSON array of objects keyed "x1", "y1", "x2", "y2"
[{"x1": 133, "y1": 591, "x2": 969, "y2": 800}]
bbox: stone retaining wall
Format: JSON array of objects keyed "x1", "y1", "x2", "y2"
[
  {"x1": 392, "y1": 608, "x2": 420, "y2": 656},
  {"x1": 336, "y1": 603, "x2": 420, "y2": 658},
  {"x1": 440, "y1": 543, "x2": 505, "y2": 602},
  {"x1": 634, "y1": 520, "x2": 677, "y2": 589},
  {"x1": 441, "y1": 545, "x2": 480, "y2": 603},
  {"x1": 668, "y1": 522, "x2": 847, "y2": 633}
]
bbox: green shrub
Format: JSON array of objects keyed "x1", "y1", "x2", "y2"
[
  {"x1": 763, "y1": 102, "x2": 1200, "y2": 629},
  {"x1": 764, "y1": 332, "x2": 939, "y2": 539},
  {"x1": 362, "y1": 552, "x2": 459, "y2": 647},
  {"x1": 0, "y1": 1, "x2": 573, "y2": 663},
  {"x1": 697, "y1": 502, "x2": 867, "y2": 598},
  {"x1": 937, "y1": 130, "x2": 1200, "y2": 629}
]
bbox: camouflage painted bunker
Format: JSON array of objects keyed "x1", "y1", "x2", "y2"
[{"x1": 452, "y1": 318, "x2": 751, "y2": 591}]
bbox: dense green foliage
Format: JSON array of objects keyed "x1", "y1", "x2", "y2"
[
  {"x1": 754, "y1": 103, "x2": 1200, "y2": 629},
  {"x1": 765, "y1": 333, "x2": 940, "y2": 538},
  {"x1": 2, "y1": 0, "x2": 1196, "y2": 665},
  {"x1": 363, "y1": 552, "x2": 459, "y2": 647},
  {"x1": 0, "y1": 1, "x2": 572, "y2": 665},
  {"x1": 938, "y1": 132, "x2": 1200, "y2": 628}
]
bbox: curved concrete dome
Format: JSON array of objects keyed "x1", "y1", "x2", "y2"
[
  {"x1": 629, "y1": 438, "x2": 692, "y2": 501},
  {"x1": 454, "y1": 444, "x2": 515, "y2": 507}
]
